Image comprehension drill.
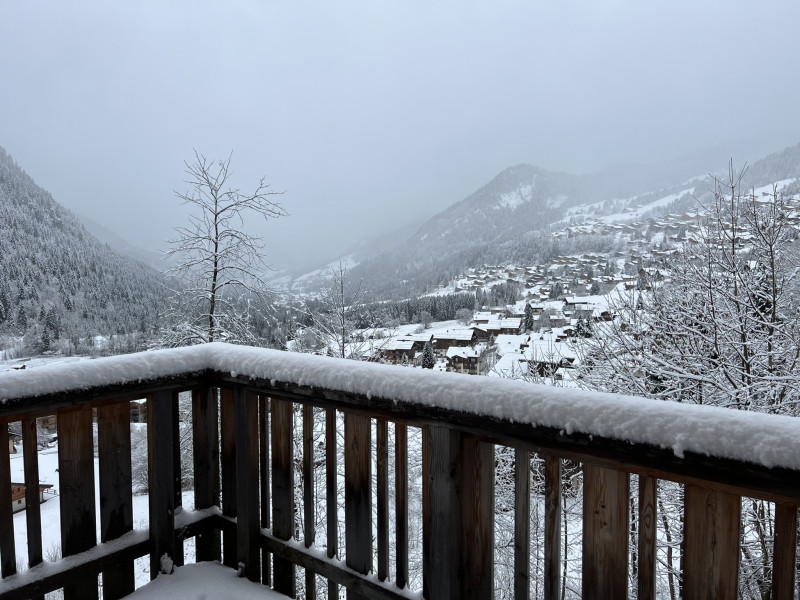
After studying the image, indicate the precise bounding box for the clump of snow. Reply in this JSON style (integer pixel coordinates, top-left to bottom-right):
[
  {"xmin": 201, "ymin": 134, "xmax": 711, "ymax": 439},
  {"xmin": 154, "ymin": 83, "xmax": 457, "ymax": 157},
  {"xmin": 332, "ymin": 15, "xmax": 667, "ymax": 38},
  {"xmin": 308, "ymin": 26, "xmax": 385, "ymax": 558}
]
[
  {"xmin": 125, "ymin": 561, "xmax": 286, "ymax": 599},
  {"xmin": 160, "ymin": 553, "xmax": 174, "ymax": 575},
  {"xmin": 3, "ymin": 343, "xmax": 800, "ymax": 471}
]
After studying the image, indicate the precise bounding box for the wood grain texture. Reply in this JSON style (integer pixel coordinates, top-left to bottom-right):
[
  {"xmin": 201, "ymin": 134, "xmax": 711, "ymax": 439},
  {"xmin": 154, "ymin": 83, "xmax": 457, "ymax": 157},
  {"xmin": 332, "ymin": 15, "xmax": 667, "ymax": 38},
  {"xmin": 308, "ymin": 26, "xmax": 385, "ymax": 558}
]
[
  {"xmin": 682, "ymin": 484, "xmax": 741, "ymax": 600},
  {"xmin": 514, "ymin": 448, "xmax": 531, "ymax": 600},
  {"xmin": 637, "ymin": 475, "xmax": 657, "ymax": 600},
  {"xmin": 192, "ymin": 386, "xmax": 220, "ymax": 562},
  {"xmin": 21, "ymin": 416, "xmax": 44, "ymax": 600},
  {"xmin": 544, "ymin": 456, "xmax": 561, "ymax": 600},
  {"xmin": 302, "ymin": 403, "xmax": 316, "ymax": 597},
  {"xmin": 376, "ymin": 418, "xmax": 389, "ymax": 582},
  {"xmin": 773, "ymin": 502, "xmax": 798, "ymax": 600},
  {"xmin": 395, "ymin": 423, "xmax": 408, "ymax": 591},
  {"xmin": 148, "ymin": 391, "xmax": 175, "ymax": 581},
  {"xmin": 98, "ymin": 401, "xmax": 134, "ymax": 599},
  {"xmin": 58, "ymin": 404, "xmax": 98, "ymax": 599},
  {"xmin": 325, "ymin": 408, "xmax": 339, "ymax": 600},
  {"xmin": 220, "ymin": 387, "xmax": 238, "ymax": 569},
  {"xmin": 236, "ymin": 388, "xmax": 261, "ymax": 582},
  {"xmin": 259, "ymin": 395, "xmax": 271, "ymax": 586},
  {"xmin": 0, "ymin": 422, "xmax": 16, "ymax": 579},
  {"xmin": 582, "ymin": 464, "xmax": 629, "ymax": 600},
  {"xmin": 345, "ymin": 412, "xmax": 372, "ymax": 600},
  {"xmin": 271, "ymin": 396, "xmax": 296, "ymax": 597}
]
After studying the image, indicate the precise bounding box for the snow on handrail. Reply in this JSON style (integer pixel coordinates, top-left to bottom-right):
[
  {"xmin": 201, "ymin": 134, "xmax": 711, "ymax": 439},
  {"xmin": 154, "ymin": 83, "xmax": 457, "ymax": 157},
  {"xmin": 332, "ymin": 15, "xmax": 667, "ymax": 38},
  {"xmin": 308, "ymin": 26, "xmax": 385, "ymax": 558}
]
[{"xmin": 2, "ymin": 342, "xmax": 800, "ymax": 470}]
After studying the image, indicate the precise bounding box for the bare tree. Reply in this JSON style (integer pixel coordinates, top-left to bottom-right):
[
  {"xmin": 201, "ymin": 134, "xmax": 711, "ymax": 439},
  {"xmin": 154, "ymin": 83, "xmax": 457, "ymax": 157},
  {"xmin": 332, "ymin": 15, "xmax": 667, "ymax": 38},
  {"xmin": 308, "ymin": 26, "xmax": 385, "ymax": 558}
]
[{"xmin": 161, "ymin": 151, "xmax": 286, "ymax": 346}]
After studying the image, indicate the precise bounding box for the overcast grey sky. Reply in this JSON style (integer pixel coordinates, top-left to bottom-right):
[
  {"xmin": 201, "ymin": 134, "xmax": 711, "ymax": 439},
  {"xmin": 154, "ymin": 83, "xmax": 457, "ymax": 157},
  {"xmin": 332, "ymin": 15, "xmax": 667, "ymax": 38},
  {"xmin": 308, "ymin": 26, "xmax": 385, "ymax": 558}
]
[{"xmin": 2, "ymin": 1, "xmax": 799, "ymax": 270}]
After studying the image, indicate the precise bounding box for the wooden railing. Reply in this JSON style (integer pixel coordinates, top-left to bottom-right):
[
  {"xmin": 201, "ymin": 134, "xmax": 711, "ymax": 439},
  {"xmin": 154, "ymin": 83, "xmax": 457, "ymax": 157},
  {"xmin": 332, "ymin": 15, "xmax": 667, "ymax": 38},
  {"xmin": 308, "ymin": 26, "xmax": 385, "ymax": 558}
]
[{"xmin": 0, "ymin": 343, "xmax": 799, "ymax": 599}]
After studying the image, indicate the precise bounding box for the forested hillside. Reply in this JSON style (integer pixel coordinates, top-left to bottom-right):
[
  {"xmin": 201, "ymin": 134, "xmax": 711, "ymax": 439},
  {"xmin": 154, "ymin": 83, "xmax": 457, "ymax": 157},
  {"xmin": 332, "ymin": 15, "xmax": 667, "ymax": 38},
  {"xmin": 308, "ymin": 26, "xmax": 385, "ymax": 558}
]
[{"xmin": 0, "ymin": 147, "xmax": 169, "ymax": 356}]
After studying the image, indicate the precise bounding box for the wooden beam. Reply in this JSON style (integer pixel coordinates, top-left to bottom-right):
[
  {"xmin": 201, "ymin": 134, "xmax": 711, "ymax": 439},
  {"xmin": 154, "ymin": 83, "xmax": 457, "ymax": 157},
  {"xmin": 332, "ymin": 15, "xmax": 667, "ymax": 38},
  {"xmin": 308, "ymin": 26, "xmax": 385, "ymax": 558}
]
[
  {"xmin": 302, "ymin": 404, "xmax": 317, "ymax": 597},
  {"xmin": 459, "ymin": 434, "xmax": 494, "ymax": 599},
  {"xmin": 345, "ymin": 412, "xmax": 372, "ymax": 600},
  {"xmin": 773, "ymin": 502, "xmax": 798, "ymax": 600},
  {"xmin": 514, "ymin": 448, "xmax": 531, "ymax": 600},
  {"xmin": 192, "ymin": 386, "xmax": 220, "ymax": 562},
  {"xmin": 682, "ymin": 484, "xmax": 740, "ymax": 600},
  {"xmin": 236, "ymin": 388, "xmax": 260, "ymax": 582},
  {"xmin": 98, "ymin": 401, "xmax": 134, "ymax": 599},
  {"xmin": 544, "ymin": 456, "xmax": 561, "ymax": 600},
  {"xmin": 325, "ymin": 408, "xmax": 338, "ymax": 599},
  {"xmin": 271, "ymin": 396, "xmax": 296, "ymax": 597},
  {"xmin": 148, "ymin": 390, "xmax": 175, "ymax": 580},
  {"xmin": 58, "ymin": 404, "xmax": 97, "ymax": 599},
  {"xmin": 376, "ymin": 418, "xmax": 389, "ymax": 582},
  {"xmin": 21, "ymin": 417, "xmax": 44, "ymax": 600},
  {"xmin": 220, "ymin": 388, "xmax": 237, "ymax": 569},
  {"xmin": 582, "ymin": 464, "xmax": 629, "ymax": 600},
  {"xmin": 637, "ymin": 476, "xmax": 657, "ymax": 600},
  {"xmin": 395, "ymin": 423, "xmax": 408, "ymax": 591},
  {"xmin": 0, "ymin": 422, "xmax": 16, "ymax": 579},
  {"xmin": 259, "ymin": 395, "xmax": 271, "ymax": 586}
]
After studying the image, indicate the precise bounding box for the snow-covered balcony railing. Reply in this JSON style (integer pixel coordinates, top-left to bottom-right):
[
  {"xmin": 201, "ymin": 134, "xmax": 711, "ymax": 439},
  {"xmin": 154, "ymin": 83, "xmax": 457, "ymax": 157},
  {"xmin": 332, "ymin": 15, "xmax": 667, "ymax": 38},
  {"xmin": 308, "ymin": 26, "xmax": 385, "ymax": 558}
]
[{"xmin": 1, "ymin": 344, "xmax": 800, "ymax": 599}]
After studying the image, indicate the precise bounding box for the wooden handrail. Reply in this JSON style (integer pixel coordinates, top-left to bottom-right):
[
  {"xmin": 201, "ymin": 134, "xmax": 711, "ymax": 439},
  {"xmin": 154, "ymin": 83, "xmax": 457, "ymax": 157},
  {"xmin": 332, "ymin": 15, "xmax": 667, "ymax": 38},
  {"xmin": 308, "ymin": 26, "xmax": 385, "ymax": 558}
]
[{"xmin": 1, "ymin": 344, "xmax": 799, "ymax": 599}]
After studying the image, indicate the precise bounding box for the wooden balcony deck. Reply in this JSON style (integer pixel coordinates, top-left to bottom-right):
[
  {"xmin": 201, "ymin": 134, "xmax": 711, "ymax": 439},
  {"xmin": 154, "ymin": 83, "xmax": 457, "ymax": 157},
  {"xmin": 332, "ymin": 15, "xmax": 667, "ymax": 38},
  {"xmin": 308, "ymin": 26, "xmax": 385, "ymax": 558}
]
[{"xmin": 0, "ymin": 342, "xmax": 799, "ymax": 599}]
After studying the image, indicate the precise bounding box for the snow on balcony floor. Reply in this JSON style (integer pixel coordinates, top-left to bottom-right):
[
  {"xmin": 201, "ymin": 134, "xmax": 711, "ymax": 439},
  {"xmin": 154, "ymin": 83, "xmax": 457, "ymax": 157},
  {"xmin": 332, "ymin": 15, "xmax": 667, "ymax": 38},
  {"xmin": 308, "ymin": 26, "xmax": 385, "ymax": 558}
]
[{"xmin": 123, "ymin": 561, "xmax": 288, "ymax": 600}]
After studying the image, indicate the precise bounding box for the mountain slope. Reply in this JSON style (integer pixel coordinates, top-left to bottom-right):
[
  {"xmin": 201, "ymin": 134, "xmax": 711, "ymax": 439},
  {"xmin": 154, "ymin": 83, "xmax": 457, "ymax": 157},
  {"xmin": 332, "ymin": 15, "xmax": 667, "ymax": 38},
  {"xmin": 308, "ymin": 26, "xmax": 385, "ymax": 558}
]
[
  {"xmin": 0, "ymin": 146, "xmax": 169, "ymax": 353},
  {"xmin": 341, "ymin": 142, "xmax": 800, "ymax": 299}
]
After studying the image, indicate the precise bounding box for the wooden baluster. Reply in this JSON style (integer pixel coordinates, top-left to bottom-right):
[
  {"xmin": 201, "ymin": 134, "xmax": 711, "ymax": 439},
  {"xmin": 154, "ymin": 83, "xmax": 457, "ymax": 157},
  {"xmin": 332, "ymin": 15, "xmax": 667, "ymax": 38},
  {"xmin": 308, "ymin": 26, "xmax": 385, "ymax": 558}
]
[
  {"xmin": 637, "ymin": 476, "xmax": 657, "ymax": 600},
  {"xmin": 236, "ymin": 388, "xmax": 260, "ymax": 582},
  {"xmin": 345, "ymin": 412, "xmax": 372, "ymax": 600},
  {"xmin": 682, "ymin": 485, "xmax": 741, "ymax": 600},
  {"xmin": 514, "ymin": 448, "xmax": 531, "ymax": 600},
  {"xmin": 302, "ymin": 404, "xmax": 316, "ymax": 598},
  {"xmin": 259, "ymin": 395, "xmax": 271, "ymax": 585},
  {"xmin": 171, "ymin": 391, "xmax": 184, "ymax": 567},
  {"xmin": 544, "ymin": 456, "xmax": 561, "ymax": 600},
  {"xmin": 98, "ymin": 401, "xmax": 134, "ymax": 599},
  {"xmin": 582, "ymin": 464, "xmax": 629, "ymax": 600},
  {"xmin": 21, "ymin": 416, "xmax": 44, "ymax": 600},
  {"xmin": 271, "ymin": 396, "xmax": 296, "ymax": 597},
  {"xmin": 460, "ymin": 433, "xmax": 494, "ymax": 599},
  {"xmin": 58, "ymin": 404, "xmax": 97, "ymax": 599},
  {"xmin": 395, "ymin": 423, "xmax": 408, "ymax": 591},
  {"xmin": 773, "ymin": 502, "xmax": 798, "ymax": 600},
  {"xmin": 220, "ymin": 388, "xmax": 237, "ymax": 568},
  {"xmin": 325, "ymin": 408, "xmax": 338, "ymax": 600},
  {"xmin": 425, "ymin": 425, "xmax": 494, "ymax": 600},
  {"xmin": 193, "ymin": 386, "xmax": 220, "ymax": 562},
  {"xmin": 0, "ymin": 421, "xmax": 16, "ymax": 579},
  {"xmin": 148, "ymin": 390, "xmax": 175, "ymax": 580},
  {"xmin": 376, "ymin": 418, "xmax": 389, "ymax": 583}
]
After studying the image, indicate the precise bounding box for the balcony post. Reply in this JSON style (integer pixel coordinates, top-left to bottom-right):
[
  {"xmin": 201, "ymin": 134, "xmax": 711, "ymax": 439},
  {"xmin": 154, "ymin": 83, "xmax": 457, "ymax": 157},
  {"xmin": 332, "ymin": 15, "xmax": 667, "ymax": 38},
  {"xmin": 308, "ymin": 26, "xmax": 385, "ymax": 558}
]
[
  {"xmin": 682, "ymin": 484, "xmax": 741, "ymax": 599},
  {"xmin": 235, "ymin": 388, "xmax": 260, "ymax": 582},
  {"xmin": 582, "ymin": 464, "xmax": 629, "ymax": 600},
  {"xmin": 148, "ymin": 390, "xmax": 176, "ymax": 580},
  {"xmin": 345, "ymin": 412, "xmax": 372, "ymax": 600},
  {"xmin": 193, "ymin": 386, "xmax": 220, "ymax": 562},
  {"xmin": 220, "ymin": 388, "xmax": 238, "ymax": 569},
  {"xmin": 98, "ymin": 401, "xmax": 135, "ymax": 599},
  {"xmin": 59, "ymin": 403, "xmax": 98, "ymax": 599},
  {"xmin": 271, "ymin": 396, "xmax": 296, "ymax": 597},
  {"xmin": 424, "ymin": 425, "xmax": 494, "ymax": 600}
]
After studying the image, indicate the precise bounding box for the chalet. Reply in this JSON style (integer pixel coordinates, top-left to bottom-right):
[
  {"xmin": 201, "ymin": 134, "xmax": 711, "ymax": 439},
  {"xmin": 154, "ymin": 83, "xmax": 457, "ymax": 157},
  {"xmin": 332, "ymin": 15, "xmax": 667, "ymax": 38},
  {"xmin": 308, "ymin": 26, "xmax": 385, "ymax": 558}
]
[
  {"xmin": 445, "ymin": 346, "xmax": 483, "ymax": 375},
  {"xmin": 431, "ymin": 329, "xmax": 478, "ymax": 356},
  {"xmin": 131, "ymin": 400, "xmax": 147, "ymax": 423},
  {"xmin": 380, "ymin": 334, "xmax": 433, "ymax": 365},
  {"xmin": 10, "ymin": 482, "xmax": 55, "ymax": 513}
]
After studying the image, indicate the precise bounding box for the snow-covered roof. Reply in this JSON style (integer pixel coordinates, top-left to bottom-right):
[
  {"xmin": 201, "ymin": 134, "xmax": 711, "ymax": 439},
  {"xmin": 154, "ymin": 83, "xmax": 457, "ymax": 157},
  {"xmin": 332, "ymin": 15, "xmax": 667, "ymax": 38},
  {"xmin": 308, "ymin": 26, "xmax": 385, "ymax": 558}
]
[
  {"xmin": 433, "ymin": 328, "xmax": 475, "ymax": 341},
  {"xmin": 2, "ymin": 343, "xmax": 800, "ymax": 470},
  {"xmin": 446, "ymin": 346, "xmax": 481, "ymax": 359}
]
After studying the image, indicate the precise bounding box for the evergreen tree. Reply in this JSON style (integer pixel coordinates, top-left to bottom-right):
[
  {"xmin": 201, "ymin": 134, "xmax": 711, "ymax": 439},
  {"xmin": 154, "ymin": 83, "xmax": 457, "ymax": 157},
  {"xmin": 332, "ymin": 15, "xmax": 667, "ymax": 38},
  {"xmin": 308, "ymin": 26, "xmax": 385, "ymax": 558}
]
[
  {"xmin": 523, "ymin": 303, "xmax": 535, "ymax": 331},
  {"xmin": 421, "ymin": 341, "xmax": 436, "ymax": 369}
]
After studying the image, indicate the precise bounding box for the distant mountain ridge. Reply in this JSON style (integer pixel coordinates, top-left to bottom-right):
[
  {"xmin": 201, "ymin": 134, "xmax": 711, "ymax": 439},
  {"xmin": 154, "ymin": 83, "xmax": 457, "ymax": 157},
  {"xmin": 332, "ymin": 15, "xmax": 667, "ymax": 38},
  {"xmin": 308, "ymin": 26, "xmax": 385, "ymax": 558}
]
[{"xmin": 283, "ymin": 141, "xmax": 800, "ymax": 300}]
